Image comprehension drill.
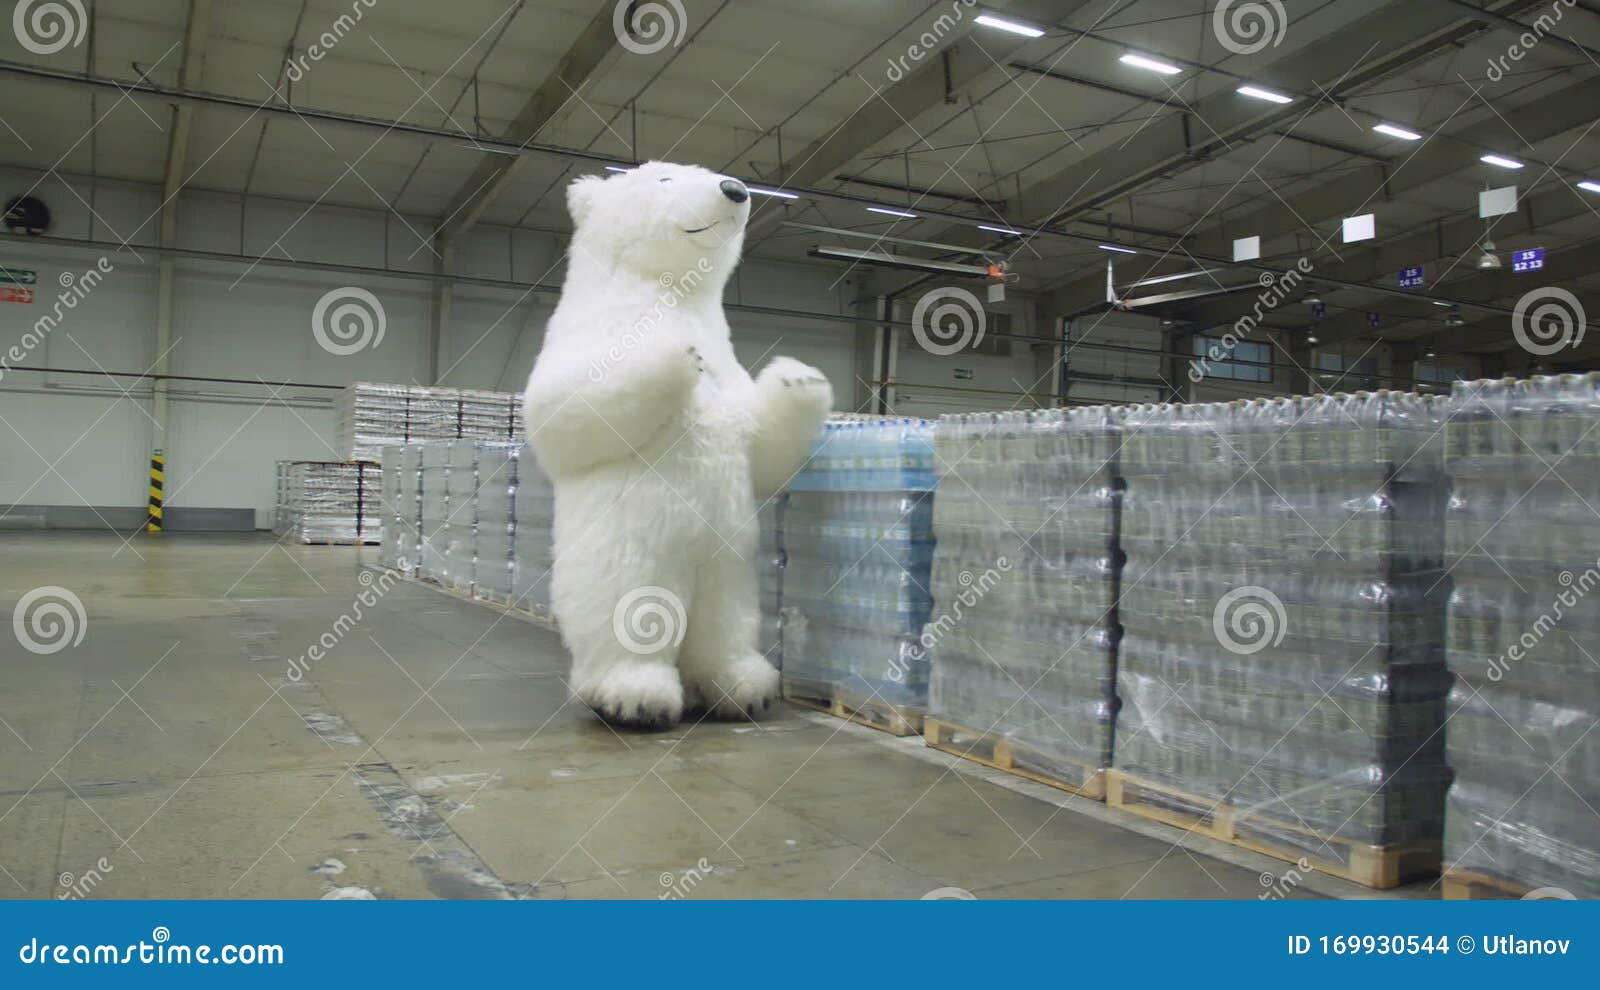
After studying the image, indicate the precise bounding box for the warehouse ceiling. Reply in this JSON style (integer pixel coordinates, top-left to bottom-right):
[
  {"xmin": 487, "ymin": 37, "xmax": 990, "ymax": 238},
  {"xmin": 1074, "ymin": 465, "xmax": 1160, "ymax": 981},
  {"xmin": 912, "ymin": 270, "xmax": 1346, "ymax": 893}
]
[{"xmin": 2, "ymin": 0, "xmax": 1599, "ymax": 365}]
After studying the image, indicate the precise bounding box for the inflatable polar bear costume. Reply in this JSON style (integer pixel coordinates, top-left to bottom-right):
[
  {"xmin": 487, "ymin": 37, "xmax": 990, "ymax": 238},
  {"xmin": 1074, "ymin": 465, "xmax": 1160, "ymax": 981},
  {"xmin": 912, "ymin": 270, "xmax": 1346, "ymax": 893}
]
[{"xmin": 523, "ymin": 161, "xmax": 833, "ymax": 729}]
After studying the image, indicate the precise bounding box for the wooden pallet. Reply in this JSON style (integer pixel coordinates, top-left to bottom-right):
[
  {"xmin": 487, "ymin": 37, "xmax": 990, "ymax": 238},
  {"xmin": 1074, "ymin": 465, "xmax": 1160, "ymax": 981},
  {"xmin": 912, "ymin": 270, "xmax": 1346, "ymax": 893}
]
[
  {"xmin": 1441, "ymin": 868, "xmax": 1573, "ymax": 900},
  {"xmin": 781, "ymin": 678, "xmax": 924, "ymax": 737},
  {"xmin": 923, "ymin": 717, "xmax": 1106, "ymax": 800},
  {"xmin": 295, "ymin": 536, "xmax": 381, "ymax": 546},
  {"xmin": 1105, "ymin": 769, "xmax": 1440, "ymax": 890}
]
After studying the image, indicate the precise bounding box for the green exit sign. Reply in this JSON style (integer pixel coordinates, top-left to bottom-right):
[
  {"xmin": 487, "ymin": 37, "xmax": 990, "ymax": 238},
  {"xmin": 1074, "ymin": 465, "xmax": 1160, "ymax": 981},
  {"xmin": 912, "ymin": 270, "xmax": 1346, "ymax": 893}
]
[
  {"xmin": 0, "ymin": 266, "xmax": 37, "ymax": 286},
  {"xmin": 953, "ymin": 368, "xmax": 974, "ymax": 380}
]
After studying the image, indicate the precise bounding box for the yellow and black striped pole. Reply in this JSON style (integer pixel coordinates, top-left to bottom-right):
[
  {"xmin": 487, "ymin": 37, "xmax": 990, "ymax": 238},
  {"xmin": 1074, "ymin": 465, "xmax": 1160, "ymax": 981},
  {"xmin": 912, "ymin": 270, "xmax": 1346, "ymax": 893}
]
[{"xmin": 146, "ymin": 450, "xmax": 164, "ymax": 533}]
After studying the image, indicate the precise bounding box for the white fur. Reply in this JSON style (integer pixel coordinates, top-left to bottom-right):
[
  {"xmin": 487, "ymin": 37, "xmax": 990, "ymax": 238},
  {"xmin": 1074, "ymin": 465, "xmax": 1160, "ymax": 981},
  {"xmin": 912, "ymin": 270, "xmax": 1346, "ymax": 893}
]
[{"xmin": 523, "ymin": 161, "xmax": 833, "ymax": 728}]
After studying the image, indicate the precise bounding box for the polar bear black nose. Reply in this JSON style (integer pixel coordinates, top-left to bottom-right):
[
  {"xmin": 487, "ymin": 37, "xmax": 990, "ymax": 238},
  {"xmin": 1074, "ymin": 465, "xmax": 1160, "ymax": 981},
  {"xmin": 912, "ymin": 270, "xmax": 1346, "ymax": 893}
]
[{"xmin": 719, "ymin": 179, "xmax": 749, "ymax": 203}]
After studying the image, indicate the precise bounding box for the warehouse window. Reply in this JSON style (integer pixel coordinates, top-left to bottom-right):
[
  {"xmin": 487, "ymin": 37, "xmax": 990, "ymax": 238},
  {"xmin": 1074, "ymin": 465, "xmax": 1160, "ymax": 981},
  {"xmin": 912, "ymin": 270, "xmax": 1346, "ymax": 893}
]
[
  {"xmin": 1191, "ymin": 334, "xmax": 1271, "ymax": 382},
  {"xmin": 1316, "ymin": 350, "xmax": 1379, "ymax": 389}
]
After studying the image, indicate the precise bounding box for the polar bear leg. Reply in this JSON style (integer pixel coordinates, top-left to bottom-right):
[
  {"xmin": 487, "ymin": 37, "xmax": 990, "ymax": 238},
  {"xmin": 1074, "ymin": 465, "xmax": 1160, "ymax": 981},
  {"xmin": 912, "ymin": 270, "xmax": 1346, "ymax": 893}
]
[
  {"xmin": 555, "ymin": 565, "xmax": 688, "ymax": 730},
  {"xmin": 677, "ymin": 551, "xmax": 780, "ymax": 719}
]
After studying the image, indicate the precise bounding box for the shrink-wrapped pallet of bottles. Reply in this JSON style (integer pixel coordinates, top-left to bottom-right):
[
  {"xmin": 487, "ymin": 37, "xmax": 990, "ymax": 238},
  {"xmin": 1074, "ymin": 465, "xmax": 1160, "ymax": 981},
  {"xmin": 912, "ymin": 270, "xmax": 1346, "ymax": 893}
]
[
  {"xmin": 780, "ymin": 419, "xmax": 936, "ymax": 732},
  {"xmin": 757, "ymin": 495, "xmax": 786, "ymax": 667},
  {"xmin": 336, "ymin": 383, "xmax": 523, "ymax": 463},
  {"xmin": 273, "ymin": 460, "xmax": 382, "ymax": 544},
  {"xmin": 1443, "ymin": 374, "xmax": 1600, "ymax": 899},
  {"xmin": 1113, "ymin": 392, "xmax": 1451, "ymax": 887},
  {"xmin": 924, "ymin": 407, "xmax": 1121, "ymax": 797}
]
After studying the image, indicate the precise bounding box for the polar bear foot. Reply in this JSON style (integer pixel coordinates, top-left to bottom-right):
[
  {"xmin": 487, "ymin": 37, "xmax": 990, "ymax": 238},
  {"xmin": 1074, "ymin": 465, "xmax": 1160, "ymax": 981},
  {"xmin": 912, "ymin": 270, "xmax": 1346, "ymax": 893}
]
[
  {"xmin": 576, "ymin": 662, "xmax": 684, "ymax": 731},
  {"xmin": 683, "ymin": 653, "xmax": 781, "ymax": 720}
]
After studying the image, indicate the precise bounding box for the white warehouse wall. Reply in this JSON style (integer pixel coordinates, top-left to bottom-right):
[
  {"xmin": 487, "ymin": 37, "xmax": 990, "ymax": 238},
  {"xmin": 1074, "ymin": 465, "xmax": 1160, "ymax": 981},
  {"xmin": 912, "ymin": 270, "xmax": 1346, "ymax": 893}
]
[{"xmin": 0, "ymin": 170, "xmax": 862, "ymax": 527}]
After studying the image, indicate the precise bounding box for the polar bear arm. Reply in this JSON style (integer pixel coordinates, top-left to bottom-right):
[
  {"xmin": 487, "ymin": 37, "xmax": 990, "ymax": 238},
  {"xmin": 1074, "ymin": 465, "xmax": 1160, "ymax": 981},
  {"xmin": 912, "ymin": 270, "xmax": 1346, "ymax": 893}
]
[
  {"xmin": 524, "ymin": 338, "xmax": 699, "ymax": 477},
  {"xmin": 749, "ymin": 356, "xmax": 833, "ymax": 500}
]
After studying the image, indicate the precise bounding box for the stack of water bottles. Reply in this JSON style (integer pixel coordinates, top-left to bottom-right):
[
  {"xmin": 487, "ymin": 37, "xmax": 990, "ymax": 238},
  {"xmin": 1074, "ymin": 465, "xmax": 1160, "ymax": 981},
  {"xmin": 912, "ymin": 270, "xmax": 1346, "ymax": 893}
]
[
  {"xmin": 1443, "ymin": 375, "xmax": 1600, "ymax": 897},
  {"xmin": 927, "ymin": 407, "xmax": 1123, "ymax": 781},
  {"xmin": 756, "ymin": 495, "xmax": 786, "ymax": 666},
  {"xmin": 1115, "ymin": 392, "xmax": 1452, "ymax": 879},
  {"xmin": 781, "ymin": 418, "xmax": 937, "ymax": 710}
]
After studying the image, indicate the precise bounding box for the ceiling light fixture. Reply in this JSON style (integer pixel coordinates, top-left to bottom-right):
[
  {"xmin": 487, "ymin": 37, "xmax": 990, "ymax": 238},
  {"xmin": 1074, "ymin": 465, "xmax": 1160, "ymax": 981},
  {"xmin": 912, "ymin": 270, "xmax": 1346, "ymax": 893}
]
[
  {"xmin": 1236, "ymin": 84, "xmax": 1293, "ymax": 104},
  {"xmin": 1119, "ymin": 52, "xmax": 1183, "ymax": 75},
  {"xmin": 604, "ymin": 165, "xmax": 632, "ymax": 173},
  {"xmin": 974, "ymin": 13, "xmax": 1045, "ymax": 38},
  {"xmin": 1579, "ymin": 180, "xmax": 1600, "ymax": 194},
  {"xmin": 748, "ymin": 186, "xmax": 798, "ymax": 200},
  {"xmin": 1372, "ymin": 123, "xmax": 1422, "ymax": 141},
  {"xmin": 1477, "ymin": 238, "xmax": 1503, "ymax": 270},
  {"xmin": 1480, "ymin": 154, "xmax": 1525, "ymax": 169},
  {"xmin": 1098, "ymin": 243, "xmax": 1138, "ymax": 254},
  {"xmin": 807, "ymin": 246, "xmax": 991, "ymax": 277},
  {"xmin": 977, "ymin": 224, "xmax": 1021, "ymax": 236},
  {"xmin": 866, "ymin": 206, "xmax": 918, "ymax": 219}
]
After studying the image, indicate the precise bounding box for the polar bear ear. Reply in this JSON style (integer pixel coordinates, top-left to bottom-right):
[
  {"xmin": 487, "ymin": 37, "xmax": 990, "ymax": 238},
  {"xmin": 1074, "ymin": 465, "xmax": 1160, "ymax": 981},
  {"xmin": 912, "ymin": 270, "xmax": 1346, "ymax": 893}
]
[{"xmin": 566, "ymin": 175, "xmax": 604, "ymax": 226}]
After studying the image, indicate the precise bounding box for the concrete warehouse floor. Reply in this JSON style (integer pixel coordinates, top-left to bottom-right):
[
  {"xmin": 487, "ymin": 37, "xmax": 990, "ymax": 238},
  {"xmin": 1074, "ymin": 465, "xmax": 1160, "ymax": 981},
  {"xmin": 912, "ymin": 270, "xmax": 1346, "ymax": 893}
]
[{"xmin": 0, "ymin": 533, "xmax": 1400, "ymax": 900}]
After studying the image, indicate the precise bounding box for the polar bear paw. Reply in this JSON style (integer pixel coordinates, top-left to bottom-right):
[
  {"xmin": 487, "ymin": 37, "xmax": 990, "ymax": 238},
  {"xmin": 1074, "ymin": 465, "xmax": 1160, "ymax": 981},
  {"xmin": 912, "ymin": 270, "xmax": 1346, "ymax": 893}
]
[
  {"xmin": 685, "ymin": 653, "xmax": 781, "ymax": 720},
  {"xmin": 577, "ymin": 662, "xmax": 684, "ymax": 731}
]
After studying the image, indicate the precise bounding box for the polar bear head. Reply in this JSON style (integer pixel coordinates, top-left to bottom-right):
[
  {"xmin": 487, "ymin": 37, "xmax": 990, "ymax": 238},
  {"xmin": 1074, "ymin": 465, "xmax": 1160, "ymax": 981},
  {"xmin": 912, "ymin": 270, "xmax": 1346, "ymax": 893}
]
[{"xmin": 565, "ymin": 161, "xmax": 751, "ymax": 283}]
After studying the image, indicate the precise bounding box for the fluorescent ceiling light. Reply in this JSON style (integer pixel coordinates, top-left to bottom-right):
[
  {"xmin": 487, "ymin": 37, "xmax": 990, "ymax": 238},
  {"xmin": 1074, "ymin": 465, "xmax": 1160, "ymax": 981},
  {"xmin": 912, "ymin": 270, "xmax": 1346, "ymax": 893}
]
[
  {"xmin": 1119, "ymin": 52, "xmax": 1183, "ymax": 75},
  {"xmin": 604, "ymin": 165, "xmax": 632, "ymax": 172},
  {"xmin": 1099, "ymin": 243, "xmax": 1138, "ymax": 254},
  {"xmin": 977, "ymin": 224, "xmax": 1021, "ymax": 236},
  {"xmin": 1480, "ymin": 154, "xmax": 1525, "ymax": 169},
  {"xmin": 1372, "ymin": 123, "xmax": 1421, "ymax": 141},
  {"xmin": 866, "ymin": 206, "xmax": 918, "ymax": 219},
  {"xmin": 974, "ymin": 14, "xmax": 1045, "ymax": 38},
  {"xmin": 1236, "ymin": 85, "xmax": 1293, "ymax": 104},
  {"xmin": 748, "ymin": 186, "xmax": 798, "ymax": 200},
  {"xmin": 808, "ymin": 246, "xmax": 990, "ymax": 277},
  {"xmin": 1579, "ymin": 180, "xmax": 1600, "ymax": 193}
]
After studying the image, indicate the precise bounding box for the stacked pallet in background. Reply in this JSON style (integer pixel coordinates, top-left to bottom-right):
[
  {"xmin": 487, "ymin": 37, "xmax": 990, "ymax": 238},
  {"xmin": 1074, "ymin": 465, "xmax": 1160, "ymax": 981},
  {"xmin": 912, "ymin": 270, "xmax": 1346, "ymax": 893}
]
[
  {"xmin": 780, "ymin": 419, "xmax": 936, "ymax": 735},
  {"xmin": 757, "ymin": 495, "xmax": 786, "ymax": 667},
  {"xmin": 924, "ymin": 407, "xmax": 1122, "ymax": 799},
  {"xmin": 336, "ymin": 383, "xmax": 523, "ymax": 463},
  {"xmin": 1442, "ymin": 375, "xmax": 1600, "ymax": 899},
  {"xmin": 377, "ymin": 440, "xmax": 556, "ymax": 623},
  {"xmin": 273, "ymin": 460, "xmax": 382, "ymax": 544},
  {"xmin": 1113, "ymin": 393, "xmax": 1452, "ymax": 888}
]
